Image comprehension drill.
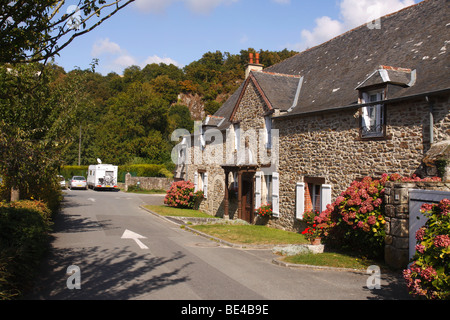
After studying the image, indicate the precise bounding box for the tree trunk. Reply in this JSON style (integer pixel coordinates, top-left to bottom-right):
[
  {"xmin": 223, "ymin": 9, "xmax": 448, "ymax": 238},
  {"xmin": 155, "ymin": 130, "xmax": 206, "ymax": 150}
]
[{"xmin": 10, "ymin": 186, "xmax": 20, "ymax": 202}]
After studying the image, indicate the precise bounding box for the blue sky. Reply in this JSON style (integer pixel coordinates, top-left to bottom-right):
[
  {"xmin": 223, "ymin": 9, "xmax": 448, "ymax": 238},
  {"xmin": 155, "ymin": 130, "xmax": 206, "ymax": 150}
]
[{"xmin": 53, "ymin": 0, "xmax": 419, "ymax": 75}]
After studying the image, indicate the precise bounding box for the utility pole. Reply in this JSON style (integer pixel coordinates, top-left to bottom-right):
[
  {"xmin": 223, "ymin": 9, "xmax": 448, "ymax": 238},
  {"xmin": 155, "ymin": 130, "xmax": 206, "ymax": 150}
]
[{"xmin": 78, "ymin": 124, "xmax": 81, "ymax": 166}]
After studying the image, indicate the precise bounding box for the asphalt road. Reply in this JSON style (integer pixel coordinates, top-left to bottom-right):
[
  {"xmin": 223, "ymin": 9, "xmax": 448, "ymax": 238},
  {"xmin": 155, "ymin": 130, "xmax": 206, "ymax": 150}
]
[{"xmin": 26, "ymin": 188, "xmax": 410, "ymax": 302}]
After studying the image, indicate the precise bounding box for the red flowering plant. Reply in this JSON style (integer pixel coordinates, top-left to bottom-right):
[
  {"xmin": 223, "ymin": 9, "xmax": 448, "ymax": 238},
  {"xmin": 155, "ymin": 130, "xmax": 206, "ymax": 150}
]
[
  {"xmin": 164, "ymin": 180, "xmax": 204, "ymax": 209},
  {"xmin": 302, "ymin": 210, "xmax": 325, "ymax": 243},
  {"xmin": 403, "ymin": 199, "xmax": 450, "ymax": 300},
  {"xmin": 256, "ymin": 203, "xmax": 272, "ymax": 218}
]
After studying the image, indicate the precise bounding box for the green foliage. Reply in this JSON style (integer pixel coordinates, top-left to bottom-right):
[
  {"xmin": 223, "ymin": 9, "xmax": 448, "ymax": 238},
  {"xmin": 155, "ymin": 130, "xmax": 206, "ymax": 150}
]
[
  {"xmin": 0, "ymin": 201, "xmax": 53, "ymax": 300},
  {"xmin": 0, "ymin": 0, "xmax": 134, "ymax": 63},
  {"xmin": 119, "ymin": 164, "xmax": 173, "ymax": 181},
  {"xmin": 403, "ymin": 199, "xmax": 450, "ymax": 300}
]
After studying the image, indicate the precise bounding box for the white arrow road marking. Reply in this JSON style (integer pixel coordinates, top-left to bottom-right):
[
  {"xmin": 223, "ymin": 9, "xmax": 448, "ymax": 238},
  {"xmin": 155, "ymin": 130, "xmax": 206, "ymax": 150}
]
[
  {"xmin": 121, "ymin": 229, "xmax": 149, "ymax": 250},
  {"xmin": 87, "ymin": 198, "xmax": 96, "ymax": 202}
]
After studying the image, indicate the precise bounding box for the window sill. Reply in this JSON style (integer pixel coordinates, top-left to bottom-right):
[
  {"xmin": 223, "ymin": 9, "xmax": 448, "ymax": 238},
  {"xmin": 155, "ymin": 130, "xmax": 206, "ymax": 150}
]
[{"xmin": 355, "ymin": 134, "xmax": 392, "ymax": 141}]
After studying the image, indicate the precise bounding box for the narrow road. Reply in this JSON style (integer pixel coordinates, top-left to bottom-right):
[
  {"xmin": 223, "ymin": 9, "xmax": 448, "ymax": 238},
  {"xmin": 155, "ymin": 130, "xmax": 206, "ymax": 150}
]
[{"xmin": 26, "ymin": 189, "xmax": 410, "ymax": 302}]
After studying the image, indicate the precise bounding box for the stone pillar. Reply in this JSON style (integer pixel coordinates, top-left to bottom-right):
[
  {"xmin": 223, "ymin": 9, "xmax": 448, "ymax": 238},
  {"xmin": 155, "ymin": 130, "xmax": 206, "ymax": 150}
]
[
  {"xmin": 125, "ymin": 172, "xmax": 131, "ymax": 192},
  {"xmin": 384, "ymin": 182, "xmax": 415, "ymax": 269}
]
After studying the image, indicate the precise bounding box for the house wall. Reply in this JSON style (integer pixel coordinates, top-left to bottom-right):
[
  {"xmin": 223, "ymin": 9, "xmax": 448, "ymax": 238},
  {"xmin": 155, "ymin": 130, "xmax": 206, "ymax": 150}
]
[
  {"xmin": 274, "ymin": 94, "xmax": 450, "ymax": 232},
  {"xmin": 186, "ymin": 80, "xmax": 273, "ymax": 219}
]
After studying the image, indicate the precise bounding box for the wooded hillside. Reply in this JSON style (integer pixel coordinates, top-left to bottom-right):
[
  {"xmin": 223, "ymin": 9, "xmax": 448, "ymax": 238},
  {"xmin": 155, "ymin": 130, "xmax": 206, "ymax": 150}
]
[{"xmin": 58, "ymin": 48, "xmax": 298, "ymax": 168}]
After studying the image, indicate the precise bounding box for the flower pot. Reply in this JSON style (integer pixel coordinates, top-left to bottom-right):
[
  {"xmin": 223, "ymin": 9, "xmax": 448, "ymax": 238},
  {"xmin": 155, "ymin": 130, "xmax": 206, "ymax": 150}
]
[{"xmin": 310, "ymin": 238, "xmax": 322, "ymax": 245}]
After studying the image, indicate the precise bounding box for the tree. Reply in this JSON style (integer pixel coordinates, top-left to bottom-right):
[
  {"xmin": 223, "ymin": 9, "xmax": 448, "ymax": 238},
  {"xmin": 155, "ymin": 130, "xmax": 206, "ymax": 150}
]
[
  {"xmin": 0, "ymin": 63, "xmax": 84, "ymax": 200},
  {"xmin": 0, "ymin": 0, "xmax": 135, "ymax": 64}
]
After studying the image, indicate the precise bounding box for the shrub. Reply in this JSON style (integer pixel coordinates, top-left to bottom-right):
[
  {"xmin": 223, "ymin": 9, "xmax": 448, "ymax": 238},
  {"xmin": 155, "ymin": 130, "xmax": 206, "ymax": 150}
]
[
  {"xmin": 315, "ymin": 174, "xmax": 441, "ymax": 259},
  {"xmin": 164, "ymin": 180, "xmax": 204, "ymax": 209},
  {"xmin": 403, "ymin": 199, "xmax": 450, "ymax": 300},
  {"xmin": 0, "ymin": 201, "xmax": 52, "ymax": 299}
]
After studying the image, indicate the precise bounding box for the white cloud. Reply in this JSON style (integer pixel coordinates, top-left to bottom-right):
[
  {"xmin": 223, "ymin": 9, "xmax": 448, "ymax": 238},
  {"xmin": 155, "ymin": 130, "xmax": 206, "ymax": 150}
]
[
  {"xmin": 91, "ymin": 38, "xmax": 122, "ymax": 56},
  {"xmin": 143, "ymin": 55, "xmax": 182, "ymax": 67},
  {"xmin": 134, "ymin": 0, "xmax": 175, "ymax": 14},
  {"xmin": 91, "ymin": 38, "xmax": 181, "ymax": 74},
  {"xmin": 293, "ymin": 0, "xmax": 416, "ymax": 51},
  {"xmin": 133, "ymin": 0, "xmax": 239, "ymax": 15},
  {"xmin": 272, "ymin": 0, "xmax": 290, "ymax": 4}
]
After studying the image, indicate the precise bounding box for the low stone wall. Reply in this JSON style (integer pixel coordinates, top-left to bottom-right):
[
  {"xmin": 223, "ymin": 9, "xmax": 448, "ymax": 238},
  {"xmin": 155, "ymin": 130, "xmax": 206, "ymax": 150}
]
[
  {"xmin": 384, "ymin": 181, "xmax": 450, "ymax": 269},
  {"xmin": 124, "ymin": 173, "xmax": 173, "ymax": 192}
]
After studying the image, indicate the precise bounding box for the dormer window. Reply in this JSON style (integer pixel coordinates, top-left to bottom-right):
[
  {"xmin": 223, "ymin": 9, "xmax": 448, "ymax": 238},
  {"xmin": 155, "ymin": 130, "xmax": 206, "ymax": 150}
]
[{"xmin": 360, "ymin": 90, "xmax": 385, "ymax": 138}]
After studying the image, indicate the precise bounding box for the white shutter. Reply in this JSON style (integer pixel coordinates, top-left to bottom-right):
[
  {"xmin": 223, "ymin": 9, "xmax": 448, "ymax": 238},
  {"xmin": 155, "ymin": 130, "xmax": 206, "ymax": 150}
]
[
  {"xmin": 272, "ymin": 172, "xmax": 280, "ymax": 217},
  {"xmin": 296, "ymin": 183, "xmax": 305, "ymax": 220},
  {"xmin": 255, "ymin": 172, "xmax": 262, "ymax": 209},
  {"xmin": 194, "ymin": 172, "xmax": 198, "ymax": 192},
  {"xmin": 203, "ymin": 172, "xmax": 208, "ymax": 199},
  {"xmin": 321, "ymin": 184, "xmax": 332, "ymax": 212}
]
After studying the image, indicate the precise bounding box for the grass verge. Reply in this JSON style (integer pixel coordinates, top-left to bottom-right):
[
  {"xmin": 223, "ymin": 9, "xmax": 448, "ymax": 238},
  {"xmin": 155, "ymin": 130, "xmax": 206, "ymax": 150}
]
[
  {"xmin": 144, "ymin": 205, "xmax": 216, "ymax": 218},
  {"xmin": 191, "ymin": 224, "xmax": 309, "ymax": 245},
  {"xmin": 283, "ymin": 251, "xmax": 381, "ymax": 270}
]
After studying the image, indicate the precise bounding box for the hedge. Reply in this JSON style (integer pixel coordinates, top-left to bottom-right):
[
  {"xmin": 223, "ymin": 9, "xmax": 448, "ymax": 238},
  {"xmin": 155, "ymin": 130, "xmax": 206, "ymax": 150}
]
[
  {"xmin": 60, "ymin": 164, "xmax": 173, "ymax": 183},
  {"xmin": 0, "ymin": 201, "xmax": 53, "ymax": 300}
]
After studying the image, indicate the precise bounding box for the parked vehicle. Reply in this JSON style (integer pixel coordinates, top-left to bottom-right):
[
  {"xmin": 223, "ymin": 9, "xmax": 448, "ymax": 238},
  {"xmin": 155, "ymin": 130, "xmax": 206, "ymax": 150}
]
[
  {"xmin": 58, "ymin": 175, "xmax": 66, "ymax": 189},
  {"xmin": 87, "ymin": 164, "xmax": 118, "ymax": 191},
  {"xmin": 69, "ymin": 176, "xmax": 87, "ymax": 190}
]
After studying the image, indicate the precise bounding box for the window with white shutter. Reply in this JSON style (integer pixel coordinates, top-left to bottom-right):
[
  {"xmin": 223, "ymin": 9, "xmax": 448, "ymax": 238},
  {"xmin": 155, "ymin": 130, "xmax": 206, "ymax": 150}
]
[
  {"xmin": 321, "ymin": 184, "xmax": 332, "ymax": 212},
  {"xmin": 255, "ymin": 172, "xmax": 262, "ymax": 209},
  {"xmin": 296, "ymin": 183, "xmax": 305, "ymax": 220},
  {"xmin": 203, "ymin": 172, "xmax": 208, "ymax": 199},
  {"xmin": 272, "ymin": 172, "xmax": 280, "ymax": 217}
]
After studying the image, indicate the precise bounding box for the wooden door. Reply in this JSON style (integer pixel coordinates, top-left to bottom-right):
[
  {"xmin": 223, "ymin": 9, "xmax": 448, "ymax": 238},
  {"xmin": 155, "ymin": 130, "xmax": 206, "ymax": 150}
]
[{"xmin": 241, "ymin": 178, "xmax": 254, "ymax": 223}]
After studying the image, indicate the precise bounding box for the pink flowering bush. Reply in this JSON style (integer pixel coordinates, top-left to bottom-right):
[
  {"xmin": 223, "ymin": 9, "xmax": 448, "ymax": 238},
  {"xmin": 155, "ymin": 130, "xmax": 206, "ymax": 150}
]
[
  {"xmin": 164, "ymin": 180, "xmax": 204, "ymax": 209},
  {"xmin": 315, "ymin": 174, "xmax": 442, "ymax": 259},
  {"xmin": 403, "ymin": 199, "xmax": 450, "ymax": 300}
]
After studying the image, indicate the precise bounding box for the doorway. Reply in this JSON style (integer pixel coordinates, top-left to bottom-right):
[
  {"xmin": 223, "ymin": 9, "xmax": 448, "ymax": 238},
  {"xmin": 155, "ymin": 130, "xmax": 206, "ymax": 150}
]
[{"xmin": 241, "ymin": 175, "xmax": 254, "ymax": 224}]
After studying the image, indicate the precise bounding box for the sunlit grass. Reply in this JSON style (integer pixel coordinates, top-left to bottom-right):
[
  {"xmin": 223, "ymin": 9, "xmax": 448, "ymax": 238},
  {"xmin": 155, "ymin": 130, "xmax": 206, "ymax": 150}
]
[{"xmin": 191, "ymin": 224, "xmax": 308, "ymax": 245}]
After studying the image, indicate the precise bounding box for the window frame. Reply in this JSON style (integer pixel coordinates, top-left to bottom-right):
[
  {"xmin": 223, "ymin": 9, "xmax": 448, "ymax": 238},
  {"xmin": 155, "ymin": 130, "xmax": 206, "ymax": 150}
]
[{"xmin": 359, "ymin": 89, "xmax": 386, "ymax": 139}]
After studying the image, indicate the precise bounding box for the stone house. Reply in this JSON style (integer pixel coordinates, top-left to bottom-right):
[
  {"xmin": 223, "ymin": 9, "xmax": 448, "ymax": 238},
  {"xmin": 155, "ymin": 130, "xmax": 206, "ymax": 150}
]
[{"xmin": 175, "ymin": 0, "xmax": 449, "ymax": 231}]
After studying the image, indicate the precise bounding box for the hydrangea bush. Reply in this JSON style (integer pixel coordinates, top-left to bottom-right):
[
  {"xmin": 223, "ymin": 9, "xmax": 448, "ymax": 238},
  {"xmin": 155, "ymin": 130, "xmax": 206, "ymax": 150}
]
[
  {"xmin": 315, "ymin": 174, "xmax": 442, "ymax": 259},
  {"xmin": 164, "ymin": 180, "xmax": 204, "ymax": 209},
  {"xmin": 403, "ymin": 199, "xmax": 450, "ymax": 300}
]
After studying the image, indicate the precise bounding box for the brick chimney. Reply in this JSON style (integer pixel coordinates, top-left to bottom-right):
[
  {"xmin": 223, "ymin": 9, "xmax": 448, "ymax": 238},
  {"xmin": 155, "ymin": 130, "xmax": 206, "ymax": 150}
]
[{"xmin": 245, "ymin": 52, "xmax": 263, "ymax": 79}]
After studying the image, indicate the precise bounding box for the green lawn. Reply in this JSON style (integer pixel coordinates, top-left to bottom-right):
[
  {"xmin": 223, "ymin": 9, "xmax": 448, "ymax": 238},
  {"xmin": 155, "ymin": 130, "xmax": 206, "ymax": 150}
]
[
  {"xmin": 191, "ymin": 224, "xmax": 309, "ymax": 245},
  {"xmin": 144, "ymin": 205, "xmax": 216, "ymax": 218}
]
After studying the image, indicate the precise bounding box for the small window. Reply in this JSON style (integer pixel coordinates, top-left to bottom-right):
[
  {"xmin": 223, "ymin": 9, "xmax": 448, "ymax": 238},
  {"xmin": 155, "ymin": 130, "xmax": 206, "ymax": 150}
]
[
  {"xmin": 361, "ymin": 91, "xmax": 385, "ymax": 138},
  {"xmin": 264, "ymin": 116, "xmax": 272, "ymax": 149},
  {"xmin": 234, "ymin": 123, "xmax": 240, "ymax": 151},
  {"xmin": 263, "ymin": 174, "xmax": 273, "ymax": 204}
]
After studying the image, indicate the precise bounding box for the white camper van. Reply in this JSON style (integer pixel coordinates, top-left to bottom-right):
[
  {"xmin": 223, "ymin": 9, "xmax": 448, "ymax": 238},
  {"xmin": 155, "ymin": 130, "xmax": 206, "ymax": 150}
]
[{"xmin": 87, "ymin": 164, "xmax": 118, "ymax": 190}]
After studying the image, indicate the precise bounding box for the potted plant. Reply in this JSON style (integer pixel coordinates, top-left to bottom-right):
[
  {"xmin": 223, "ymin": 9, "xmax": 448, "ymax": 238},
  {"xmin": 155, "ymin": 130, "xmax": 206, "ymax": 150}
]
[
  {"xmin": 302, "ymin": 210, "xmax": 324, "ymax": 245},
  {"xmin": 256, "ymin": 203, "xmax": 272, "ymax": 218}
]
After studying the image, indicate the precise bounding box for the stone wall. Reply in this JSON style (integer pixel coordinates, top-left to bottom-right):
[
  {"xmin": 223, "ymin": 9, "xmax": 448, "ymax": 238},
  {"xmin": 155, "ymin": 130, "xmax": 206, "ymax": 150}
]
[
  {"xmin": 384, "ymin": 181, "xmax": 450, "ymax": 269},
  {"xmin": 124, "ymin": 173, "xmax": 173, "ymax": 192},
  {"xmin": 274, "ymin": 95, "xmax": 449, "ymax": 232}
]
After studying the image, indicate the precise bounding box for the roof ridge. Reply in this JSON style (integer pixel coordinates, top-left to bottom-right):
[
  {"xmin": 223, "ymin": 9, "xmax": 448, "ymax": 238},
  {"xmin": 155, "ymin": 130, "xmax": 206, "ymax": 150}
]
[{"xmin": 260, "ymin": 71, "xmax": 302, "ymax": 78}]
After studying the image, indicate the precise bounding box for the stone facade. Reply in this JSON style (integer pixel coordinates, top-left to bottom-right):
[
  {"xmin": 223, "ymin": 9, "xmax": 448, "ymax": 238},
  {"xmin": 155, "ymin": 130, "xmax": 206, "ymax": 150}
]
[{"xmin": 274, "ymin": 94, "xmax": 449, "ymax": 232}]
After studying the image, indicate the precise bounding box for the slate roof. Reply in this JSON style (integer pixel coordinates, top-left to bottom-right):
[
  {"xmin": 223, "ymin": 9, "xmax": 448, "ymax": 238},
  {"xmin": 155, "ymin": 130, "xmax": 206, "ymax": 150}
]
[
  {"xmin": 207, "ymin": 71, "xmax": 302, "ymax": 130},
  {"xmin": 265, "ymin": 0, "xmax": 449, "ymax": 117},
  {"xmin": 209, "ymin": 0, "xmax": 449, "ymax": 125}
]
